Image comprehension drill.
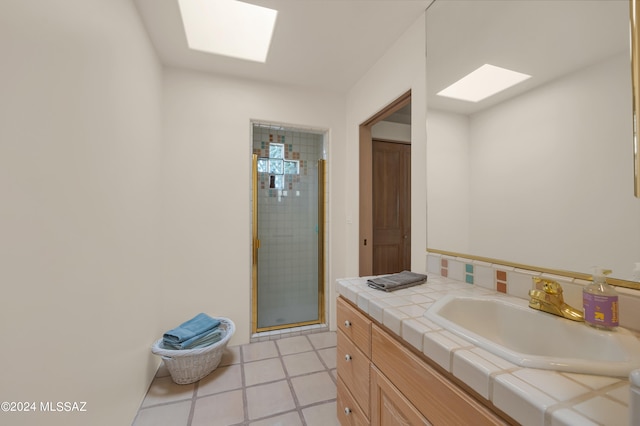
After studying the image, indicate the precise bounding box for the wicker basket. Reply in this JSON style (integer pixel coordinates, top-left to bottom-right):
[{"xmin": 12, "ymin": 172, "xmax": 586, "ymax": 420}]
[{"xmin": 151, "ymin": 317, "xmax": 235, "ymax": 385}]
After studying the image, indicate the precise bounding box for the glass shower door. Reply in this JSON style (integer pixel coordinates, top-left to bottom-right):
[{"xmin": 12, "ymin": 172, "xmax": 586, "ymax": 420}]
[{"xmin": 251, "ymin": 125, "xmax": 325, "ymax": 332}]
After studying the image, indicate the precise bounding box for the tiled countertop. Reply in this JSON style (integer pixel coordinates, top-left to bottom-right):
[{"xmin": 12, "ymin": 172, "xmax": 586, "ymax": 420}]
[{"xmin": 337, "ymin": 275, "xmax": 631, "ymax": 426}]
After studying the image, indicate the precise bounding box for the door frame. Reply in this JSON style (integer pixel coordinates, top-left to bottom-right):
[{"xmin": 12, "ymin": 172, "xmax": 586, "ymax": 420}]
[{"xmin": 359, "ymin": 90, "xmax": 411, "ymax": 276}]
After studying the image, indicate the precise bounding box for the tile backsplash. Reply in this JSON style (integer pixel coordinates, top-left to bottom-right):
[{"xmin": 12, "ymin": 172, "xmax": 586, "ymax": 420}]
[{"xmin": 426, "ymin": 251, "xmax": 640, "ymax": 332}]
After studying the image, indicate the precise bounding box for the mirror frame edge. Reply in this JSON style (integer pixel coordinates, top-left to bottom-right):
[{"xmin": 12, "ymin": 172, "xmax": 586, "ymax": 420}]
[{"xmin": 632, "ymin": 0, "xmax": 640, "ymax": 197}]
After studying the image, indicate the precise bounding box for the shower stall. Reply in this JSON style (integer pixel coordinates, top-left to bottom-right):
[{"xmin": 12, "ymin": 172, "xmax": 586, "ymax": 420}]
[{"xmin": 251, "ymin": 123, "xmax": 326, "ymax": 333}]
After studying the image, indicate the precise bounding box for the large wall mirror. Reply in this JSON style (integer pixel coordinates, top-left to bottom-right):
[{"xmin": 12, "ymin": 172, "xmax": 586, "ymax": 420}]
[{"xmin": 426, "ymin": 0, "xmax": 640, "ymax": 285}]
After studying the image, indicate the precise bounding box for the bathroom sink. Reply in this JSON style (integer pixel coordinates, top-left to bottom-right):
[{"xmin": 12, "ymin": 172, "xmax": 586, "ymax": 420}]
[{"xmin": 424, "ymin": 295, "xmax": 640, "ymax": 377}]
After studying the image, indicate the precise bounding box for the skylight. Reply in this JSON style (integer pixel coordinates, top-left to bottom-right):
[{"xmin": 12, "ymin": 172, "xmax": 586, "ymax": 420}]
[
  {"xmin": 437, "ymin": 64, "xmax": 531, "ymax": 103},
  {"xmin": 178, "ymin": 0, "xmax": 278, "ymax": 63}
]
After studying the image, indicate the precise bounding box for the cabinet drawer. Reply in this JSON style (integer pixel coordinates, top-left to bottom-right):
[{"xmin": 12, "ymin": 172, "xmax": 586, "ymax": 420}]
[
  {"xmin": 337, "ymin": 329, "xmax": 370, "ymax": 417},
  {"xmin": 337, "ymin": 376, "xmax": 370, "ymax": 426},
  {"xmin": 337, "ymin": 297, "xmax": 371, "ymax": 357},
  {"xmin": 371, "ymin": 325, "xmax": 507, "ymax": 426}
]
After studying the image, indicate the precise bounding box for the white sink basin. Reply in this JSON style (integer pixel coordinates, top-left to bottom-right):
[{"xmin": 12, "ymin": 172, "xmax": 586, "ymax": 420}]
[{"xmin": 424, "ymin": 295, "xmax": 640, "ymax": 377}]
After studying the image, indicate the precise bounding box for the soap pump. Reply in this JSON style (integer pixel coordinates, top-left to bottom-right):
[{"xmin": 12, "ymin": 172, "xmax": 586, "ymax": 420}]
[{"xmin": 582, "ymin": 267, "xmax": 619, "ymax": 330}]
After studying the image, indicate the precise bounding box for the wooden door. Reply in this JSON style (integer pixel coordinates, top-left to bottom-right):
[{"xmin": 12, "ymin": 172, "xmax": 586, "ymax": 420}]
[
  {"xmin": 370, "ymin": 365, "xmax": 431, "ymax": 426},
  {"xmin": 372, "ymin": 140, "xmax": 410, "ymax": 275}
]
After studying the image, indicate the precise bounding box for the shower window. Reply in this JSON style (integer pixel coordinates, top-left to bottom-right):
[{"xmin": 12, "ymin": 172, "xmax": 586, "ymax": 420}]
[
  {"xmin": 284, "ymin": 160, "xmax": 299, "ymax": 174},
  {"xmin": 269, "ymin": 158, "xmax": 284, "ymax": 174},
  {"xmin": 269, "ymin": 142, "xmax": 284, "ymax": 159},
  {"xmin": 257, "ymin": 142, "xmax": 301, "ymax": 190},
  {"xmin": 257, "ymin": 158, "xmax": 269, "ymax": 173}
]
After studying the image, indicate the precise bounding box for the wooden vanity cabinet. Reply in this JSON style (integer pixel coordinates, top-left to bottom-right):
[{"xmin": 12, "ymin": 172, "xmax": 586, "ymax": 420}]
[{"xmin": 337, "ymin": 296, "xmax": 508, "ymax": 426}]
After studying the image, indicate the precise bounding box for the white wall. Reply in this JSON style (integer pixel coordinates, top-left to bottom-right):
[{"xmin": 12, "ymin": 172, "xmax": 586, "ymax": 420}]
[
  {"xmin": 425, "ymin": 110, "xmax": 470, "ymax": 251},
  {"xmin": 346, "ymin": 13, "xmax": 428, "ymax": 275},
  {"xmin": 161, "ymin": 69, "xmax": 347, "ymax": 343},
  {"xmin": 0, "ymin": 1, "xmax": 164, "ymax": 425}
]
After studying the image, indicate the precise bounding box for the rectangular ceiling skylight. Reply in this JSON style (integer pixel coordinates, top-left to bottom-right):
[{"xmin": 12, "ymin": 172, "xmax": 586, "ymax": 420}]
[
  {"xmin": 437, "ymin": 64, "xmax": 531, "ymax": 102},
  {"xmin": 178, "ymin": 0, "xmax": 278, "ymax": 63}
]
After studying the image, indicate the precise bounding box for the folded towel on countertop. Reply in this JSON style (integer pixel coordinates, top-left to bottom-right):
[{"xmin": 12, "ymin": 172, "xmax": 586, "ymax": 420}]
[
  {"xmin": 163, "ymin": 328, "xmax": 223, "ymax": 350},
  {"xmin": 163, "ymin": 313, "xmax": 221, "ymax": 346},
  {"xmin": 367, "ymin": 271, "xmax": 427, "ymax": 292}
]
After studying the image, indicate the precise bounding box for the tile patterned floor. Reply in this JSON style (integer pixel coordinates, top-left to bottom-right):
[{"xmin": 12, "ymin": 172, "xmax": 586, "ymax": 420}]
[{"xmin": 133, "ymin": 332, "xmax": 338, "ymax": 426}]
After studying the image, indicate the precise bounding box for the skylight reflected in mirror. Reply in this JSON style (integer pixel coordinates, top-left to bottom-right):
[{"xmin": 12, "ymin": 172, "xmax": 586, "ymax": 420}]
[
  {"xmin": 437, "ymin": 64, "xmax": 531, "ymax": 103},
  {"xmin": 178, "ymin": 0, "xmax": 278, "ymax": 63}
]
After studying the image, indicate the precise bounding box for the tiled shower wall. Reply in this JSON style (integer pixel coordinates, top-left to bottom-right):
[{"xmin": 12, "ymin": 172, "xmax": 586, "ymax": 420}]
[
  {"xmin": 427, "ymin": 251, "xmax": 640, "ymax": 332},
  {"xmin": 253, "ymin": 125, "xmax": 324, "ymax": 328}
]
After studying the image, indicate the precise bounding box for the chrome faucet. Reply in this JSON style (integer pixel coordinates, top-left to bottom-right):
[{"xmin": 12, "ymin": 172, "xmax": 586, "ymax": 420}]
[{"xmin": 528, "ymin": 277, "xmax": 584, "ymax": 322}]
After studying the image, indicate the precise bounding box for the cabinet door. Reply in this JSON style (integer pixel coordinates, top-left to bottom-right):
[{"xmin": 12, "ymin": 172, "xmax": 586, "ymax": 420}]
[{"xmin": 371, "ymin": 365, "xmax": 430, "ymax": 426}]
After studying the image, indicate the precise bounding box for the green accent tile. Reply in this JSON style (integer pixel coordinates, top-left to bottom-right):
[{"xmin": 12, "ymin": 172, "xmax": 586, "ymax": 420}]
[
  {"xmin": 465, "ymin": 274, "xmax": 474, "ymax": 284},
  {"xmin": 465, "ymin": 264, "xmax": 473, "ymax": 273}
]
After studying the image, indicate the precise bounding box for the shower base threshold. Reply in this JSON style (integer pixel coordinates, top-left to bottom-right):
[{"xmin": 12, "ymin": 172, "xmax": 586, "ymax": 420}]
[{"xmin": 250, "ymin": 323, "xmax": 328, "ymax": 343}]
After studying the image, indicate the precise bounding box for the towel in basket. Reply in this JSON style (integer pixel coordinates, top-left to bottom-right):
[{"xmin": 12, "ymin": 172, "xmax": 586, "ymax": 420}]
[{"xmin": 152, "ymin": 317, "xmax": 235, "ymax": 384}]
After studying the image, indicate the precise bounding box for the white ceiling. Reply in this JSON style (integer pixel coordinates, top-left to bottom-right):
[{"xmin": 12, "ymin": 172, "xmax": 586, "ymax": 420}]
[{"xmin": 133, "ymin": 0, "xmax": 432, "ymax": 93}]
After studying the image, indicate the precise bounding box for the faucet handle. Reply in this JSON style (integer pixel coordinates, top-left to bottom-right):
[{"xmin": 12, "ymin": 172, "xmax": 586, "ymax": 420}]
[{"xmin": 532, "ymin": 277, "xmax": 563, "ymax": 295}]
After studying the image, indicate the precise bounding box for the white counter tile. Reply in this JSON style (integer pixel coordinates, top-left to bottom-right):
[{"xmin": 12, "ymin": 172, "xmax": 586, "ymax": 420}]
[
  {"xmin": 452, "ymin": 349, "xmax": 504, "ymax": 399},
  {"xmin": 447, "ymin": 258, "xmax": 465, "ymax": 281},
  {"xmin": 400, "ymin": 293, "xmax": 435, "ymax": 305},
  {"xmin": 423, "ymin": 330, "xmax": 472, "ymax": 371},
  {"xmin": 426, "ymin": 253, "xmax": 441, "ymax": 274},
  {"xmin": 607, "ymin": 382, "xmax": 630, "ymax": 405},
  {"xmin": 512, "ymin": 369, "xmax": 591, "ymax": 401},
  {"xmin": 573, "ymin": 396, "xmax": 627, "ymax": 426},
  {"xmin": 356, "ymin": 290, "xmax": 372, "ymax": 313},
  {"xmin": 367, "ymin": 298, "xmax": 390, "ymax": 323},
  {"xmin": 397, "ymin": 303, "xmax": 431, "ymax": 318},
  {"xmin": 401, "ymin": 317, "xmax": 435, "ymax": 351},
  {"xmin": 473, "ymin": 263, "xmax": 495, "ymax": 289},
  {"xmin": 382, "ymin": 307, "xmax": 409, "ymax": 335},
  {"xmin": 493, "ymin": 373, "xmax": 557, "ymax": 426},
  {"xmin": 550, "ymin": 408, "xmax": 599, "ymax": 426},
  {"xmin": 507, "ymin": 269, "xmax": 538, "ymax": 299},
  {"xmin": 469, "ymin": 347, "xmax": 518, "ymax": 371},
  {"xmin": 562, "ymin": 372, "xmax": 621, "ymax": 390}
]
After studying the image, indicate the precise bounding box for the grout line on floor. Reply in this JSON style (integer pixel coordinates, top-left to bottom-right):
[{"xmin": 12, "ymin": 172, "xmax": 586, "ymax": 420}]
[
  {"xmin": 239, "ymin": 342, "xmax": 249, "ymax": 425},
  {"xmin": 135, "ymin": 331, "xmax": 337, "ymax": 426},
  {"xmin": 276, "ymin": 335, "xmax": 307, "ymax": 425},
  {"xmin": 185, "ymin": 381, "xmax": 198, "ymax": 426}
]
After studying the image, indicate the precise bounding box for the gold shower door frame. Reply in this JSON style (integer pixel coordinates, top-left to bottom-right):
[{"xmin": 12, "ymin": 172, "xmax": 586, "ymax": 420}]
[{"xmin": 251, "ymin": 155, "xmax": 326, "ymax": 334}]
